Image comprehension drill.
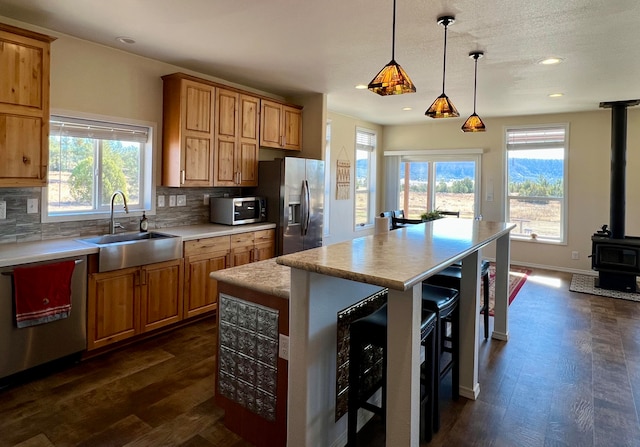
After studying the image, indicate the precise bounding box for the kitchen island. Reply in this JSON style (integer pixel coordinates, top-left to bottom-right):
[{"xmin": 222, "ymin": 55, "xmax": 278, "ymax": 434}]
[
  {"xmin": 277, "ymin": 218, "xmax": 515, "ymax": 447},
  {"xmin": 209, "ymin": 258, "xmax": 290, "ymax": 447}
]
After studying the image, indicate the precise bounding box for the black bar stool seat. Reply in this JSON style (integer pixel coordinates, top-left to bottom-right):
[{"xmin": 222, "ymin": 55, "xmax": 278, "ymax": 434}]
[
  {"xmin": 425, "ymin": 259, "xmax": 491, "ymax": 339},
  {"xmin": 420, "ymin": 283, "xmax": 460, "ymax": 432},
  {"xmin": 347, "ymin": 302, "xmax": 437, "ymax": 446}
]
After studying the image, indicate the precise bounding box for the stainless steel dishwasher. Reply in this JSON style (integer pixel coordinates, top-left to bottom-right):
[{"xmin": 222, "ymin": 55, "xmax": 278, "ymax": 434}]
[{"xmin": 0, "ymin": 255, "xmax": 87, "ymax": 381}]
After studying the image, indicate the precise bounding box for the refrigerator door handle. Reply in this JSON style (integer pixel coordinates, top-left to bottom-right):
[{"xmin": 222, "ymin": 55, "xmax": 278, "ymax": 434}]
[{"xmin": 301, "ymin": 180, "xmax": 310, "ymax": 236}]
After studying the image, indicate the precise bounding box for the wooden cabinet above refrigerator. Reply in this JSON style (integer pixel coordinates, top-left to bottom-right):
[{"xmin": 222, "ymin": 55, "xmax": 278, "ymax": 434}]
[{"xmin": 161, "ymin": 72, "xmax": 303, "ymax": 187}]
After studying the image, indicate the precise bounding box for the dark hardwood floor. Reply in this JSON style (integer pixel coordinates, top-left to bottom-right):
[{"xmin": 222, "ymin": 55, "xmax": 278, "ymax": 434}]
[{"xmin": 1, "ymin": 268, "xmax": 640, "ymax": 446}]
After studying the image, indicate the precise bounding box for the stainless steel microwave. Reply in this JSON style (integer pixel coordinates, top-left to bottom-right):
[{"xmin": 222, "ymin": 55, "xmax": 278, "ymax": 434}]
[{"xmin": 210, "ymin": 197, "xmax": 267, "ymax": 225}]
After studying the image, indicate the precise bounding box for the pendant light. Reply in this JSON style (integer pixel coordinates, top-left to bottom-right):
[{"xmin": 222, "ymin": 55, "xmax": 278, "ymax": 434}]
[
  {"xmin": 425, "ymin": 16, "xmax": 459, "ymax": 118},
  {"xmin": 462, "ymin": 51, "xmax": 487, "ymax": 132},
  {"xmin": 368, "ymin": 0, "xmax": 416, "ymax": 96}
]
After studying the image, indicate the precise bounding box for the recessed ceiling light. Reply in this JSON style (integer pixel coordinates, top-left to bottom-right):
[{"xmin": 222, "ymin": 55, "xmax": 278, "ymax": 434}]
[
  {"xmin": 355, "ymin": 84, "xmax": 368, "ymax": 90},
  {"xmin": 402, "ymin": 107, "xmax": 413, "ymax": 111},
  {"xmin": 116, "ymin": 36, "xmax": 136, "ymax": 44},
  {"xmin": 548, "ymin": 93, "xmax": 564, "ymax": 98},
  {"xmin": 538, "ymin": 57, "xmax": 563, "ymax": 65}
]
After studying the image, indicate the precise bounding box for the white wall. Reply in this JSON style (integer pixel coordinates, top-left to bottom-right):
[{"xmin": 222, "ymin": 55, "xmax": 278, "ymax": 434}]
[
  {"xmin": 325, "ymin": 112, "xmax": 383, "ymax": 245},
  {"xmin": 383, "ymin": 109, "xmax": 640, "ymax": 272}
]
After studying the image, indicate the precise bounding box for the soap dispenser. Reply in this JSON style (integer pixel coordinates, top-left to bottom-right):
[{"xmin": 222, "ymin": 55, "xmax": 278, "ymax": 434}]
[{"xmin": 140, "ymin": 211, "xmax": 148, "ymax": 232}]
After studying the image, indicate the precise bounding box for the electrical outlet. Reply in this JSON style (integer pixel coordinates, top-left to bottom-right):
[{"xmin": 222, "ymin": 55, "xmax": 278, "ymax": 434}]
[
  {"xmin": 157, "ymin": 195, "xmax": 165, "ymax": 207},
  {"xmin": 571, "ymin": 251, "xmax": 580, "ymax": 260},
  {"xmin": 177, "ymin": 194, "xmax": 187, "ymax": 206},
  {"xmin": 0, "ymin": 201, "xmax": 5, "ymax": 220},
  {"xmin": 27, "ymin": 198, "xmax": 38, "ymax": 214},
  {"xmin": 203, "ymin": 194, "xmax": 210, "ymax": 205},
  {"xmin": 169, "ymin": 195, "xmax": 176, "ymax": 207},
  {"xmin": 279, "ymin": 334, "xmax": 289, "ymax": 360}
]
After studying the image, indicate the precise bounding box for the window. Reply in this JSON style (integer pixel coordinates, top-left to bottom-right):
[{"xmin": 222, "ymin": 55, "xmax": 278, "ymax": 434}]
[
  {"xmin": 396, "ymin": 153, "xmax": 481, "ymax": 219},
  {"xmin": 506, "ymin": 125, "xmax": 568, "ymax": 243},
  {"xmin": 355, "ymin": 128, "xmax": 377, "ymax": 228},
  {"xmin": 44, "ymin": 113, "xmax": 155, "ymax": 222}
]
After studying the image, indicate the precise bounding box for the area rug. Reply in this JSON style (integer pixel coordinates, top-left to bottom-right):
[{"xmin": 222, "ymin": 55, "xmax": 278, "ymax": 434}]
[
  {"xmin": 569, "ymin": 274, "xmax": 640, "ymax": 303},
  {"xmin": 483, "ymin": 264, "xmax": 531, "ymax": 315}
]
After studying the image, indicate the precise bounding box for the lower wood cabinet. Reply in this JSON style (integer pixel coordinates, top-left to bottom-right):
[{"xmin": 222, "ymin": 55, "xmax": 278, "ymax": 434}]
[
  {"xmin": 86, "ymin": 229, "xmax": 275, "ymax": 351},
  {"xmin": 87, "ymin": 266, "xmax": 139, "ymax": 350},
  {"xmin": 140, "ymin": 259, "xmax": 184, "ymax": 332},
  {"xmin": 87, "ymin": 259, "xmax": 184, "ymax": 350},
  {"xmin": 184, "ymin": 229, "xmax": 276, "ymax": 319},
  {"xmin": 254, "ymin": 229, "xmax": 275, "ymax": 261},
  {"xmin": 184, "ymin": 235, "xmax": 231, "ymax": 319}
]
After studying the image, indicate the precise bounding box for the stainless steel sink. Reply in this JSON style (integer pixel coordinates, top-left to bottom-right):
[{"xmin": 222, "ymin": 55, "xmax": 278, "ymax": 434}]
[{"xmin": 78, "ymin": 231, "xmax": 183, "ymax": 272}]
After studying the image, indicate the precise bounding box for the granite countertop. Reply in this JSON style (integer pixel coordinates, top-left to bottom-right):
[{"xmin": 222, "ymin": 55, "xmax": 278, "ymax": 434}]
[
  {"xmin": 277, "ymin": 219, "xmax": 516, "ymax": 291},
  {"xmin": 0, "ymin": 222, "xmax": 276, "ymax": 268},
  {"xmin": 210, "ymin": 258, "xmax": 290, "ymax": 299}
]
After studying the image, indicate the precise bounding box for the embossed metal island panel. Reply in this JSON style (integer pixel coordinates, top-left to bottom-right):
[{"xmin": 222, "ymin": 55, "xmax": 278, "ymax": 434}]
[
  {"xmin": 335, "ymin": 288, "xmax": 388, "ymax": 420},
  {"xmin": 218, "ymin": 293, "xmax": 279, "ymax": 421}
]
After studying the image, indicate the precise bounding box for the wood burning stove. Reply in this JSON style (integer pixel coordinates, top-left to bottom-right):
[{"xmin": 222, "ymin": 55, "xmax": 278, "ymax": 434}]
[
  {"xmin": 592, "ymin": 229, "xmax": 640, "ymax": 292},
  {"xmin": 591, "ymin": 100, "xmax": 640, "ymax": 293}
]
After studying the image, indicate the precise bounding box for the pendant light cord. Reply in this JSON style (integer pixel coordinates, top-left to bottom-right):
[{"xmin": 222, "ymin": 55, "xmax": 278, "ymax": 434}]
[
  {"xmin": 473, "ymin": 55, "xmax": 478, "ymax": 113},
  {"xmin": 441, "ymin": 21, "xmax": 448, "ymax": 93},
  {"xmin": 391, "ymin": 0, "xmax": 396, "ymax": 61}
]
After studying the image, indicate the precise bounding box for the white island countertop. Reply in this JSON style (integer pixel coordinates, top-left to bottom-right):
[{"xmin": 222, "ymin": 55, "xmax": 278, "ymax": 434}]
[{"xmin": 276, "ymin": 218, "xmax": 515, "ymax": 290}]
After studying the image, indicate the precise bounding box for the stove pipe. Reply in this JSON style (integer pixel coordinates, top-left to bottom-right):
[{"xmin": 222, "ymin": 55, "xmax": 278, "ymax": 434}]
[{"xmin": 599, "ymin": 99, "xmax": 640, "ymax": 239}]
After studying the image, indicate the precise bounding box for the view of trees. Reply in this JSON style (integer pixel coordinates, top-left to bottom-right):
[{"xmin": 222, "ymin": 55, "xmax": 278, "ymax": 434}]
[{"xmin": 49, "ymin": 137, "xmax": 141, "ymax": 208}]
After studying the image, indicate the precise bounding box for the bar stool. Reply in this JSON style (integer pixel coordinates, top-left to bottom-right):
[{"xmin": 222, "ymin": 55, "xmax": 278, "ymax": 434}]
[
  {"xmin": 347, "ymin": 302, "xmax": 438, "ymax": 446},
  {"xmin": 420, "ymin": 283, "xmax": 460, "ymax": 433},
  {"xmin": 424, "ymin": 259, "xmax": 491, "ymax": 339}
]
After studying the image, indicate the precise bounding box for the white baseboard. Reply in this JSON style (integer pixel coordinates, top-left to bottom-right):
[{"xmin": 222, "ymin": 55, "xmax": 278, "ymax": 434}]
[{"xmin": 484, "ymin": 257, "xmax": 596, "ymax": 276}]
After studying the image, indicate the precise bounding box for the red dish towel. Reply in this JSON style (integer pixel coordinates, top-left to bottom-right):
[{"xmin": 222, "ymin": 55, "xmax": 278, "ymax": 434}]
[{"xmin": 13, "ymin": 260, "xmax": 76, "ymax": 328}]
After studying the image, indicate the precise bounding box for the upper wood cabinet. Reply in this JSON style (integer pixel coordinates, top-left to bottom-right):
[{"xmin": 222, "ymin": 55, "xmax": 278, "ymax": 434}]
[
  {"xmin": 0, "ymin": 23, "xmax": 55, "ymax": 187},
  {"xmin": 214, "ymin": 88, "xmax": 259, "ymax": 187},
  {"xmin": 162, "ymin": 73, "xmax": 216, "ymax": 187},
  {"xmin": 162, "ymin": 73, "xmax": 304, "ymax": 186},
  {"xmin": 260, "ymin": 99, "xmax": 302, "ymax": 151}
]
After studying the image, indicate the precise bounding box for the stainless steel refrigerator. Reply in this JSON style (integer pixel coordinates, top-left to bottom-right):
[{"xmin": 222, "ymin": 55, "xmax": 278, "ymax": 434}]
[{"xmin": 255, "ymin": 157, "xmax": 324, "ymax": 255}]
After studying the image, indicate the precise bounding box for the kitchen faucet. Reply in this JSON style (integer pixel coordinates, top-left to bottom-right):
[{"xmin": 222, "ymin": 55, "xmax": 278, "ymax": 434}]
[{"xmin": 109, "ymin": 190, "xmax": 129, "ymax": 234}]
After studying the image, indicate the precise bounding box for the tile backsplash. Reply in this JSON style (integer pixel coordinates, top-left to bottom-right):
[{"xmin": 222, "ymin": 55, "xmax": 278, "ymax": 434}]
[{"xmin": 0, "ymin": 186, "xmax": 246, "ymax": 244}]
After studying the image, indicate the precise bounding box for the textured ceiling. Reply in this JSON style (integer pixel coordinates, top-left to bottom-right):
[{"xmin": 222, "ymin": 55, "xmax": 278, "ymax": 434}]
[{"xmin": 1, "ymin": 0, "xmax": 639, "ymax": 125}]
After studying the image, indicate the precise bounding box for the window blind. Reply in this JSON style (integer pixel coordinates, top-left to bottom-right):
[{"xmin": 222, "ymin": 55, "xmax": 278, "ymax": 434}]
[
  {"xmin": 356, "ymin": 129, "xmax": 376, "ymax": 152},
  {"xmin": 50, "ymin": 115, "xmax": 149, "ymax": 143},
  {"xmin": 506, "ymin": 127, "xmax": 565, "ymax": 150}
]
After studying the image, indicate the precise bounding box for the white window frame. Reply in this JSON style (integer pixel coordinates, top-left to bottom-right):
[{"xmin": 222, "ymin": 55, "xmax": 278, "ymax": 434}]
[
  {"xmin": 505, "ymin": 123, "xmax": 568, "ymax": 244},
  {"xmin": 42, "ymin": 110, "xmax": 156, "ymax": 223},
  {"xmin": 324, "ymin": 119, "xmax": 331, "ymax": 238},
  {"xmin": 354, "ymin": 127, "xmax": 377, "ymax": 230},
  {"xmin": 383, "ymin": 149, "xmax": 483, "ymax": 219}
]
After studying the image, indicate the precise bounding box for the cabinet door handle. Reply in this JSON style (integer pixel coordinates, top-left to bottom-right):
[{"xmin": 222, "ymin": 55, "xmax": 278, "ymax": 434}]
[
  {"xmin": 22, "ymin": 156, "xmax": 30, "ymax": 164},
  {"xmin": 181, "ymin": 170, "xmax": 186, "ymax": 185}
]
